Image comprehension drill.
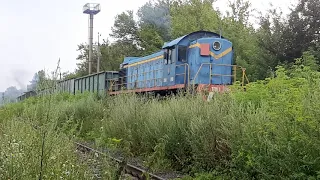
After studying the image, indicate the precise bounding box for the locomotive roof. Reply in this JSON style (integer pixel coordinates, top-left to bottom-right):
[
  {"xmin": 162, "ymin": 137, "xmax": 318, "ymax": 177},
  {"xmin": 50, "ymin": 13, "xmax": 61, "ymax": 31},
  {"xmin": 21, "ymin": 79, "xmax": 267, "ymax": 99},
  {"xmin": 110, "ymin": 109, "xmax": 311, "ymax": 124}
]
[
  {"xmin": 162, "ymin": 30, "xmax": 224, "ymax": 49},
  {"xmin": 122, "ymin": 30, "xmax": 225, "ymax": 65}
]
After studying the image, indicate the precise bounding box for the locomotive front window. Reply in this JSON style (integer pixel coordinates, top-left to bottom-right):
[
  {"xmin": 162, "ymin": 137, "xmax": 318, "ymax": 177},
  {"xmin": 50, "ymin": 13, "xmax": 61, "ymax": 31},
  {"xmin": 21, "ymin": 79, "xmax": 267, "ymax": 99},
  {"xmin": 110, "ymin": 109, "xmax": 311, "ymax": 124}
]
[
  {"xmin": 178, "ymin": 46, "xmax": 187, "ymax": 62},
  {"xmin": 213, "ymin": 41, "xmax": 221, "ymax": 51}
]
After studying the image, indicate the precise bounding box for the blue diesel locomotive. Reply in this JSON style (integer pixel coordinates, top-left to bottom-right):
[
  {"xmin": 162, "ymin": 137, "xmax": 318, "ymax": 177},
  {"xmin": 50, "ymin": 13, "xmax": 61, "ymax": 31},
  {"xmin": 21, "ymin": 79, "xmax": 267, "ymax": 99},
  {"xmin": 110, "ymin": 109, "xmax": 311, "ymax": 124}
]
[
  {"xmin": 107, "ymin": 30, "xmax": 246, "ymax": 95},
  {"xmin": 16, "ymin": 30, "xmax": 248, "ymax": 101}
]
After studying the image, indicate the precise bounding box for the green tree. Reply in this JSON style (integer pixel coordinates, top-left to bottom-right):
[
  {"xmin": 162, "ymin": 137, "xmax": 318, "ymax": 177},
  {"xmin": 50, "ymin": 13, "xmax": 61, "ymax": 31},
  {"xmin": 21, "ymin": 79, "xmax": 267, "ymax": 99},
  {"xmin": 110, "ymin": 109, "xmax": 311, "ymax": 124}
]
[
  {"xmin": 110, "ymin": 10, "xmax": 139, "ymax": 44},
  {"xmin": 288, "ymin": 0, "xmax": 320, "ymax": 60},
  {"xmin": 75, "ymin": 43, "xmax": 95, "ymax": 76},
  {"xmin": 256, "ymin": 0, "xmax": 320, "ymax": 69},
  {"xmin": 256, "ymin": 7, "xmax": 286, "ymax": 69},
  {"xmin": 227, "ymin": 0, "xmax": 252, "ymax": 25},
  {"xmin": 170, "ymin": 0, "xmax": 221, "ymax": 38},
  {"xmin": 221, "ymin": 0, "xmax": 268, "ymax": 80},
  {"xmin": 72, "ymin": 0, "xmax": 320, "ymax": 82},
  {"xmin": 100, "ymin": 39, "xmax": 140, "ymax": 70},
  {"xmin": 137, "ymin": 25, "xmax": 165, "ymax": 55}
]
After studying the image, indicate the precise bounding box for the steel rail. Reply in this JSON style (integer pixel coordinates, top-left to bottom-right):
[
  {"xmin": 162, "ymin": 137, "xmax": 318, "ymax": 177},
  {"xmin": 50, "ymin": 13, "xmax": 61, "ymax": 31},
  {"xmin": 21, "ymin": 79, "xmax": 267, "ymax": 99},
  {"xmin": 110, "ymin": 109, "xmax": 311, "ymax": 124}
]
[{"xmin": 75, "ymin": 142, "xmax": 167, "ymax": 180}]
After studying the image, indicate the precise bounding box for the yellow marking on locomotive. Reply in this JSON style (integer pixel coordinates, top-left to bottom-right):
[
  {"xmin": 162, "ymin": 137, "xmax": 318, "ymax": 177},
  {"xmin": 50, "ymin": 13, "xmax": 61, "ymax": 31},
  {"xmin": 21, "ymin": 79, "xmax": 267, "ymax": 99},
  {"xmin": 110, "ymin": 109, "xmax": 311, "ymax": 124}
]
[
  {"xmin": 210, "ymin": 47, "xmax": 232, "ymax": 59},
  {"xmin": 189, "ymin": 43, "xmax": 232, "ymax": 59},
  {"xmin": 188, "ymin": 43, "xmax": 199, "ymax": 48},
  {"xmin": 123, "ymin": 42, "xmax": 232, "ymax": 68},
  {"xmin": 123, "ymin": 55, "xmax": 163, "ymax": 68}
]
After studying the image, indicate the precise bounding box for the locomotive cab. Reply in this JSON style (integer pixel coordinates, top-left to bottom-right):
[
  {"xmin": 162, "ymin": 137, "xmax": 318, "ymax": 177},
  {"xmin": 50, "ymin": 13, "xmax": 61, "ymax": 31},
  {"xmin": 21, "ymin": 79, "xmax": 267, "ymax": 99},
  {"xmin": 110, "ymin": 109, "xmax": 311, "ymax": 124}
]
[
  {"xmin": 162, "ymin": 44, "xmax": 189, "ymax": 87},
  {"xmin": 162, "ymin": 46, "xmax": 177, "ymax": 87},
  {"xmin": 187, "ymin": 37, "xmax": 233, "ymax": 86},
  {"xmin": 162, "ymin": 31, "xmax": 234, "ymax": 91}
]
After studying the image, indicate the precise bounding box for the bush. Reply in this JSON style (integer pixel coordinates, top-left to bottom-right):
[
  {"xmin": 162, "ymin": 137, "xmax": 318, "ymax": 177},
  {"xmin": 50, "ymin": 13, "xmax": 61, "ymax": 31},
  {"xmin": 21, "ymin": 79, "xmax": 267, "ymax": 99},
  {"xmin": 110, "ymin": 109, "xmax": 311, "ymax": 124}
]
[
  {"xmin": 97, "ymin": 66, "xmax": 320, "ymax": 178},
  {"xmin": 5, "ymin": 65, "xmax": 320, "ymax": 179}
]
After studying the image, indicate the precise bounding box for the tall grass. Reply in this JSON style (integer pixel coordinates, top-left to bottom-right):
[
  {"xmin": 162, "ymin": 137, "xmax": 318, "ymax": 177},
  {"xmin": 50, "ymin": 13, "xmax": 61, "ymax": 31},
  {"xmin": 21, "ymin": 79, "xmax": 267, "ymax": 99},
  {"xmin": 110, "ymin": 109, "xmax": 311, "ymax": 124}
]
[
  {"xmin": 0, "ymin": 100, "xmax": 97, "ymax": 179},
  {"xmin": 44, "ymin": 85, "xmax": 320, "ymax": 179},
  {"xmin": 101, "ymin": 67, "xmax": 320, "ymax": 178},
  {"xmin": 0, "ymin": 89, "xmax": 116, "ymax": 179},
  {"xmin": 4, "ymin": 65, "xmax": 320, "ymax": 179}
]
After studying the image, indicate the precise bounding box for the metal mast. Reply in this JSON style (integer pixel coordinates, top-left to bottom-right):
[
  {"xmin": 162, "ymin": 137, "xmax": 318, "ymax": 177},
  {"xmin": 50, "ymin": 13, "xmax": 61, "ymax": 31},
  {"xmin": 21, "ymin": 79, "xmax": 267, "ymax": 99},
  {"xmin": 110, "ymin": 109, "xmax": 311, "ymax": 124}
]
[
  {"xmin": 97, "ymin": 32, "xmax": 101, "ymax": 73},
  {"xmin": 83, "ymin": 3, "xmax": 101, "ymax": 75}
]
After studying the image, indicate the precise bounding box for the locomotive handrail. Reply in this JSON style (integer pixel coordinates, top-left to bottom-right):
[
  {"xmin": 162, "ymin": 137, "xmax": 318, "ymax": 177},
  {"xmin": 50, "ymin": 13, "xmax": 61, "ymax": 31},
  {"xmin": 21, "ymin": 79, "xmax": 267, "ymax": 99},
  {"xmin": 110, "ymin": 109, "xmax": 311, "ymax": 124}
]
[
  {"xmin": 106, "ymin": 67, "xmax": 165, "ymax": 91},
  {"xmin": 192, "ymin": 63, "xmax": 249, "ymax": 89},
  {"xmin": 106, "ymin": 63, "xmax": 249, "ymax": 93},
  {"xmin": 106, "ymin": 64, "xmax": 191, "ymax": 92},
  {"xmin": 175, "ymin": 63, "xmax": 190, "ymax": 87},
  {"xmin": 108, "ymin": 77, "xmax": 163, "ymax": 91}
]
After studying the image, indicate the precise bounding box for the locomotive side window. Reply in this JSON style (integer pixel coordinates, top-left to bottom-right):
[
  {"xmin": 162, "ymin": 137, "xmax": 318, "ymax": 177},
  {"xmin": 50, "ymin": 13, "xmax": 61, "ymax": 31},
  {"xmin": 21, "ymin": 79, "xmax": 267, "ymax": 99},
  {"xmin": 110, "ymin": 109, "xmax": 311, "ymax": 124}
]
[
  {"xmin": 164, "ymin": 48, "xmax": 176, "ymax": 64},
  {"xmin": 164, "ymin": 49, "xmax": 168, "ymax": 64},
  {"xmin": 168, "ymin": 49, "xmax": 172, "ymax": 64},
  {"xmin": 178, "ymin": 46, "xmax": 187, "ymax": 62},
  {"xmin": 171, "ymin": 47, "xmax": 176, "ymax": 64}
]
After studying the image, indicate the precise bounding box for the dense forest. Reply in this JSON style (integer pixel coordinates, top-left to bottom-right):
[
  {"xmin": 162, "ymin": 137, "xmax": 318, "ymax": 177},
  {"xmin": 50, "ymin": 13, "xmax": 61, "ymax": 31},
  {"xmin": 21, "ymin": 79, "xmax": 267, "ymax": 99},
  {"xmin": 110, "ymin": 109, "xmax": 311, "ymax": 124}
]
[{"xmin": 65, "ymin": 0, "xmax": 320, "ymax": 82}]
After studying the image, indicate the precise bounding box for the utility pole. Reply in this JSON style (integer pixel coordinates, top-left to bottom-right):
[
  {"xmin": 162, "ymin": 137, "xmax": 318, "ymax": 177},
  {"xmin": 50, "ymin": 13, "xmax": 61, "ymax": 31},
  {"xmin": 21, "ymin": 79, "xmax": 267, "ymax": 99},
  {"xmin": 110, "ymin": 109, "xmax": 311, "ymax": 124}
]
[
  {"xmin": 53, "ymin": 59, "xmax": 61, "ymax": 92},
  {"xmin": 83, "ymin": 3, "xmax": 100, "ymax": 75},
  {"xmin": 97, "ymin": 32, "xmax": 101, "ymax": 73},
  {"xmin": 88, "ymin": 14, "xmax": 93, "ymax": 74},
  {"xmin": 57, "ymin": 58, "xmax": 61, "ymax": 80}
]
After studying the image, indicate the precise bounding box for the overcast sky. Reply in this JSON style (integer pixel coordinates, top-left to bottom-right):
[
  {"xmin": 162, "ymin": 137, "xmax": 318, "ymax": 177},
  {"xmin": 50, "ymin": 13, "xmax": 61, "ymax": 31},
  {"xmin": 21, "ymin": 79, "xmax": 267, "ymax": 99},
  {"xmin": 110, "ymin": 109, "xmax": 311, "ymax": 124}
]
[{"xmin": 0, "ymin": 0, "xmax": 296, "ymax": 92}]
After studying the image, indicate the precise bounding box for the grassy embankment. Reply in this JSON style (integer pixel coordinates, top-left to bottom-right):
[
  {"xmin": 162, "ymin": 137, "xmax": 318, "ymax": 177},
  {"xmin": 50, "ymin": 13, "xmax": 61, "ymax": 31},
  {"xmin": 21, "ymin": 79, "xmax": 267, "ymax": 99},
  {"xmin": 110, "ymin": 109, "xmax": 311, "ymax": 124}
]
[
  {"xmin": 0, "ymin": 92, "xmax": 118, "ymax": 179},
  {"xmin": 1, "ymin": 65, "xmax": 320, "ymax": 179}
]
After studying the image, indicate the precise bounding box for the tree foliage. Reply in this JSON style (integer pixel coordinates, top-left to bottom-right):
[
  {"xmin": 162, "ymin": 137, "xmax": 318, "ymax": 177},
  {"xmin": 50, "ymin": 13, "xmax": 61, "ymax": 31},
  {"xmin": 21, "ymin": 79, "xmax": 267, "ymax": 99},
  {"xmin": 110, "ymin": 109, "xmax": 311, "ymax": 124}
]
[
  {"xmin": 170, "ymin": 0, "xmax": 221, "ymax": 38},
  {"xmin": 110, "ymin": 10, "xmax": 139, "ymax": 44},
  {"xmin": 257, "ymin": 0, "xmax": 320, "ymax": 68},
  {"xmin": 69, "ymin": 0, "xmax": 320, "ymax": 82}
]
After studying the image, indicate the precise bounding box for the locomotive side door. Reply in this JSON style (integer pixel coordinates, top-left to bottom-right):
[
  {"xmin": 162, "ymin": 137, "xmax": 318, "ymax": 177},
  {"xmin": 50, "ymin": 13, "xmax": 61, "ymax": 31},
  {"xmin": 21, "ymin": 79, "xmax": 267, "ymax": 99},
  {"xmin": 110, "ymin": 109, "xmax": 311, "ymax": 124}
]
[
  {"xmin": 162, "ymin": 47, "xmax": 176, "ymax": 87},
  {"xmin": 176, "ymin": 45, "xmax": 188, "ymax": 86},
  {"xmin": 187, "ymin": 44, "xmax": 198, "ymax": 84}
]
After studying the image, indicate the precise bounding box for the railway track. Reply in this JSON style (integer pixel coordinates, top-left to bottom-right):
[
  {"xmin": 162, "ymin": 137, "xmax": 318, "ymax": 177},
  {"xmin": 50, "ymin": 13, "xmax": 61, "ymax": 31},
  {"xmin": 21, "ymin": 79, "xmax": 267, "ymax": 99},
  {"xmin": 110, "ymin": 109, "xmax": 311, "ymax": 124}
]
[{"xmin": 75, "ymin": 142, "xmax": 167, "ymax": 180}]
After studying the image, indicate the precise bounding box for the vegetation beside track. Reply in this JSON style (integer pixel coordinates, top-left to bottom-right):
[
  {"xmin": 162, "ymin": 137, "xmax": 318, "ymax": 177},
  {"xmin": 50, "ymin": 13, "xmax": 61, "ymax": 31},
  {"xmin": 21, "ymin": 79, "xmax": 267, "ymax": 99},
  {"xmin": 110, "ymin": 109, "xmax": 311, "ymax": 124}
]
[
  {"xmin": 1, "ymin": 64, "xmax": 320, "ymax": 179},
  {"xmin": 0, "ymin": 95, "xmax": 117, "ymax": 179}
]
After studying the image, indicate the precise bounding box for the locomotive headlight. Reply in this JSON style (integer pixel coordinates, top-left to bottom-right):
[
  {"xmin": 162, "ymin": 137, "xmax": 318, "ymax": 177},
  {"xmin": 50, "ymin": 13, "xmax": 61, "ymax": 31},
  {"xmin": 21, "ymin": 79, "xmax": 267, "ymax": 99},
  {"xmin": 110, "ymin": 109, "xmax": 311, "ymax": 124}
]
[{"xmin": 213, "ymin": 41, "xmax": 221, "ymax": 51}]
